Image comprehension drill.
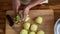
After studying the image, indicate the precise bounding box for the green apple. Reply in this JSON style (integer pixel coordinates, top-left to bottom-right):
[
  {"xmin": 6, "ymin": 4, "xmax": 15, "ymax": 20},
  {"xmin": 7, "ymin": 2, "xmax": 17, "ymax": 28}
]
[
  {"xmin": 14, "ymin": 14, "xmax": 22, "ymax": 24},
  {"xmin": 20, "ymin": 29, "xmax": 28, "ymax": 34},
  {"xmin": 37, "ymin": 30, "xmax": 45, "ymax": 34},
  {"xmin": 29, "ymin": 32, "xmax": 35, "ymax": 34},
  {"xmin": 16, "ymin": 14, "xmax": 22, "ymax": 21},
  {"xmin": 30, "ymin": 24, "xmax": 38, "ymax": 31},
  {"xmin": 25, "ymin": 15, "xmax": 30, "ymax": 22},
  {"xmin": 24, "ymin": 22, "xmax": 30, "ymax": 30},
  {"xmin": 35, "ymin": 17, "xmax": 43, "ymax": 24}
]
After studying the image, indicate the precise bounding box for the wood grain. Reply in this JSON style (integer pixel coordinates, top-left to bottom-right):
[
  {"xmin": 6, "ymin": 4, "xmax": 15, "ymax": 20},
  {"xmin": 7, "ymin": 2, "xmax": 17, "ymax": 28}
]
[
  {"xmin": 0, "ymin": 10, "xmax": 6, "ymax": 34},
  {"xmin": 54, "ymin": 10, "xmax": 60, "ymax": 22},
  {"xmin": 6, "ymin": 10, "xmax": 54, "ymax": 34},
  {"xmin": 0, "ymin": 0, "xmax": 60, "ymax": 10}
]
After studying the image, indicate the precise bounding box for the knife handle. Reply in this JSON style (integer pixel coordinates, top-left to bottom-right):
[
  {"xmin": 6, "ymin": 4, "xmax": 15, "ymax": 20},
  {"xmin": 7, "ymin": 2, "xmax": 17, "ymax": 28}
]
[{"xmin": 6, "ymin": 15, "xmax": 14, "ymax": 26}]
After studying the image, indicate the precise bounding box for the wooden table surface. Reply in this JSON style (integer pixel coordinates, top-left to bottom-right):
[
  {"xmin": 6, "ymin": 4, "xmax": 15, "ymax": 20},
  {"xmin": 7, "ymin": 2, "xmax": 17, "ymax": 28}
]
[
  {"xmin": 0, "ymin": 10, "xmax": 5, "ymax": 34},
  {"xmin": 0, "ymin": 0, "xmax": 60, "ymax": 10},
  {"xmin": 0, "ymin": 9, "xmax": 60, "ymax": 34},
  {"xmin": 0, "ymin": 0, "xmax": 60, "ymax": 33},
  {"xmin": 6, "ymin": 10, "xmax": 54, "ymax": 34}
]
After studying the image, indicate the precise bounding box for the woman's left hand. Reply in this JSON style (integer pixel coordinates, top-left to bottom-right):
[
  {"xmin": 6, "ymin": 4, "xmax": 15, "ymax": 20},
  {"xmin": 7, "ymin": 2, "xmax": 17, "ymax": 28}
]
[{"xmin": 22, "ymin": 7, "xmax": 29, "ymax": 21}]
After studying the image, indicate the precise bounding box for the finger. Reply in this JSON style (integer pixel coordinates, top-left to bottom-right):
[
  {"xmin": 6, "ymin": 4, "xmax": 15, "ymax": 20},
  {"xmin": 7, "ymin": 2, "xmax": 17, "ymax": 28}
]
[
  {"xmin": 22, "ymin": 14, "xmax": 27, "ymax": 22},
  {"xmin": 22, "ymin": 12, "xmax": 28, "ymax": 22}
]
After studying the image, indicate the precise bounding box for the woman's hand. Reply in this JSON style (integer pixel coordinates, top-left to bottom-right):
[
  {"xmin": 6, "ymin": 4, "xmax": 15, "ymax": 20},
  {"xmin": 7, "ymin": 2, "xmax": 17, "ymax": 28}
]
[
  {"xmin": 22, "ymin": 0, "xmax": 45, "ymax": 22},
  {"xmin": 13, "ymin": 0, "xmax": 21, "ymax": 16},
  {"xmin": 22, "ymin": 8, "xmax": 29, "ymax": 21}
]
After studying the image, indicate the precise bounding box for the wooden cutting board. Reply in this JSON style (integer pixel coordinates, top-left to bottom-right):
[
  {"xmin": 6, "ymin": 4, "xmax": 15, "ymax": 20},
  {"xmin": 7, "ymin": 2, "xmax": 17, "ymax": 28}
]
[{"xmin": 6, "ymin": 10, "xmax": 54, "ymax": 34}]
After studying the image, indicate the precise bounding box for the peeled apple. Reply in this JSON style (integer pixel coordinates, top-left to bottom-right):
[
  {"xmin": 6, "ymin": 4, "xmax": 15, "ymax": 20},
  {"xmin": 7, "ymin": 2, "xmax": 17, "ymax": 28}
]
[
  {"xmin": 29, "ymin": 32, "xmax": 35, "ymax": 34},
  {"xmin": 14, "ymin": 14, "xmax": 22, "ymax": 24},
  {"xmin": 24, "ymin": 22, "xmax": 30, "ymax": 30},
  {"xmin": 16, "ymin": 14, "xmax": 22, "ymax": 21},
  {"xmin": 25, "ymin": 15, "xmax": 30, "ymax": 22},
  {"xmin": 37, "ymin": 30, "xmax": 45, "ymax": 34},
  {"xmin": 35, "ymin": 17, "xmax": 43, "ymax": 24},
  {"xmin": 20, "ymin": 29, "xmax": 28, "ymax": 34},
  {"xmin": 30, "ymin": 24, "xmax": 38, "ymax": 31}
]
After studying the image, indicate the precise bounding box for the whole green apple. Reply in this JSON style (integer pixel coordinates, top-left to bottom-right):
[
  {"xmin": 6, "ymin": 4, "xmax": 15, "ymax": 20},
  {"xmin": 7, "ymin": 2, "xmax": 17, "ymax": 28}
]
[
  {"xmin": 20, "ymin": 29, "xmax": 28, "ymax": 34},
  {"xmin": 35, "ymin": 17, "xmax": 43, "ymax": 24},
  {"xmin": 24, "ymin": 22, "xmax": 30, "ymax": 30},
  {"xmin": 29, "ymin": 32, "xmax": 35, "ymax": 34},
  {"xmin": 30, "ymin": 24, "xmax": 38, "ymax": 31},
  {"xmin": 37, "ymin": 30, "xmax": 45, "ymax": 34}
]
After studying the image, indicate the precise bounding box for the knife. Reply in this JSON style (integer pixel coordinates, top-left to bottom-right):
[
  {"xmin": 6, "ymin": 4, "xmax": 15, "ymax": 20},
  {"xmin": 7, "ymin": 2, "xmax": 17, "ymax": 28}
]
[
  {"xmin": 6, "ymin": 15, "xmax": 19, "ymax": 32},
  {"xmin": 6, "ymin": 15, "xmax": 14, "ymax": 27}
]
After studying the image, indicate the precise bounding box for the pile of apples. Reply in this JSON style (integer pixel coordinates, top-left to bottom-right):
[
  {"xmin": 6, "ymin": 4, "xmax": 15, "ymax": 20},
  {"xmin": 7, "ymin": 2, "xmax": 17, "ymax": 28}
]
[{"xmin": 14, "ymin": 14, "xmax": 45, "ymax": 34}]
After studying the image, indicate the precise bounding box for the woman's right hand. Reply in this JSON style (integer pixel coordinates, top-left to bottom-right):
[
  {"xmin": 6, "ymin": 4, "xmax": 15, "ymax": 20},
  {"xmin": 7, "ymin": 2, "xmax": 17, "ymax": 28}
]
[{"xmin": 12, "ymin": 0, "xmax": 21, "ymax": 16}]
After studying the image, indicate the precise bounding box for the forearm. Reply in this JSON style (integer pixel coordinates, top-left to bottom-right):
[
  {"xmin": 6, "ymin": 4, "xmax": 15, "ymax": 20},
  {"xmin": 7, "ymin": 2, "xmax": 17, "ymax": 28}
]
[
  {"xmin": 26, "ymin": 0, "xmax": 44, "ymax": 9},
  {"xmin": 23, "ymin": 0, "xmax": 44, "ymax": 16},
  {"xmin": 13, "ymin": 0, "xmax": 20, "ymax": 14},
  {"xmin": 22, "ymin": 0, "xmax": 44, "ymax": 21}
]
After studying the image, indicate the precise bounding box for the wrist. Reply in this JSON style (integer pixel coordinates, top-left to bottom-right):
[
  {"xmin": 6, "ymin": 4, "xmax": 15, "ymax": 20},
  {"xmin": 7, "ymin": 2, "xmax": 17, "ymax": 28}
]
[{"xmin": 25, "ymin": 7, "xmax": 30, "ymax": 10}]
